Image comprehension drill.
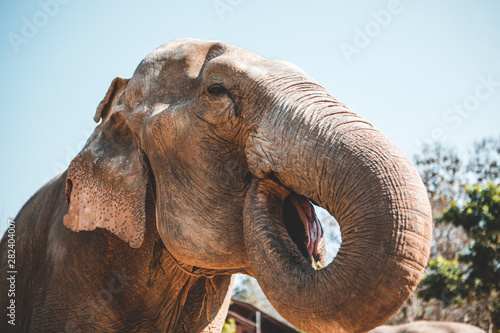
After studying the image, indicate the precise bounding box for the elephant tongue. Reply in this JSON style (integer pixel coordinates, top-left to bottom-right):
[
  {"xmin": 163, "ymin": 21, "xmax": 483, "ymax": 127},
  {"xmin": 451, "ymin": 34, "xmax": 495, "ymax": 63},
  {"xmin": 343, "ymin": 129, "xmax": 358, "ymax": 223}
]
[{"xmin": 289, "ymin": 195, "xmax": 323, "ymax": 258}]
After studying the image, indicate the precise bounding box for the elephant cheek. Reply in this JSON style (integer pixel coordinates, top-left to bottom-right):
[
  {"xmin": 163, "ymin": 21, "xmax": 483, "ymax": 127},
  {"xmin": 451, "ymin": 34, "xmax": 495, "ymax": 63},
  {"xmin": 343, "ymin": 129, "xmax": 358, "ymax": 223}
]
[{"xmin": 154, "ymin": 191, "xmax": 250, "ymax": 271}]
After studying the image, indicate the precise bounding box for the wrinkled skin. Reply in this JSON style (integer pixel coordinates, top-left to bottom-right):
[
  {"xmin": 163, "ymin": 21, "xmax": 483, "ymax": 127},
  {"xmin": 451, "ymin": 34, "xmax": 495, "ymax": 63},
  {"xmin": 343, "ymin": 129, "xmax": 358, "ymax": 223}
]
[
  {"xmin": 369, "ymin": 321, "xmax": 486, "ymax": 333},
  {"xmin": 0, "ymin": 38, "xmax": 432, "ymax": 332}
]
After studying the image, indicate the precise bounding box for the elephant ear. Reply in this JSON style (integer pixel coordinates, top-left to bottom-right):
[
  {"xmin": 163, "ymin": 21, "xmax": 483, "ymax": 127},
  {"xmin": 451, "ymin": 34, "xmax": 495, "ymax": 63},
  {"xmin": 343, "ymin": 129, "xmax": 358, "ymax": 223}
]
[{"xmin": 63, "ymin": 77, "xmax": 149, "ymax": 248}]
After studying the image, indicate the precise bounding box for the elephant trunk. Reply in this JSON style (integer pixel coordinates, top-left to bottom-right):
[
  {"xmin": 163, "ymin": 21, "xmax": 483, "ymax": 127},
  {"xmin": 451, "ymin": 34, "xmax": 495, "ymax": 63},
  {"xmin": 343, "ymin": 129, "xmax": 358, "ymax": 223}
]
[{"xmin": 243, "ymin": 80, "xmax": 432, "ymax": 332}]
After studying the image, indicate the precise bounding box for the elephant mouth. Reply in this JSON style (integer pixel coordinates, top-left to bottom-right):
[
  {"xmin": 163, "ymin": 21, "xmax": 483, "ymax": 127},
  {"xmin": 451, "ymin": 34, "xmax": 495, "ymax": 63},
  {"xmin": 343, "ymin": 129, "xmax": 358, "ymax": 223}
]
[{"xmin": 282, "ymin": 192, "xmax": 326, "ymax": 269}]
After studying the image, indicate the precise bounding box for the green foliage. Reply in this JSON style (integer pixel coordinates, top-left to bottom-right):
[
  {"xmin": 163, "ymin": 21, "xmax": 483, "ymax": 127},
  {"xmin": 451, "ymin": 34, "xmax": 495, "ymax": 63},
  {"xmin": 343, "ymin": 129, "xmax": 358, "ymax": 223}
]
[
  {"xmin": 438, "ymin": 182, "xmax": 500, "ymax": 331},
  {"xmin": 439, "ymin": 183, "xmax": 500, "ymax": 298},
  {"xmin": 221, "ymin": 317, "xmax": 237, "ymax": 333},
  {"xmin": 418, "ymin": 256, "xmax": 465, "ymax": 306}
]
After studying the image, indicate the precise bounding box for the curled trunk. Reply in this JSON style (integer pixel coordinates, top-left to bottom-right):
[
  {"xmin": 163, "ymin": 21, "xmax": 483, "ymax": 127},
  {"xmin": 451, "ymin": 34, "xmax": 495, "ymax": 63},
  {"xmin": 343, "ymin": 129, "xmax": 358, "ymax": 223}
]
[{"xmin": 243, "ymin": 95, "xmax": 433, "ymax": 332}]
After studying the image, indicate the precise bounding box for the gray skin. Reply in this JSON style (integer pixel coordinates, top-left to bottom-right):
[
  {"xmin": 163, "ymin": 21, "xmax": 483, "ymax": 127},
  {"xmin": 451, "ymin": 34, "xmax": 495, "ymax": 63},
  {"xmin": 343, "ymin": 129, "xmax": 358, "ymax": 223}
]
[
  {"xmin": 369, "ymin": 321, "xmax": 486, "ymax": 333},
  {"xmin": 0, "ymin": 38, "xmax": 433, "ymax": 332}
]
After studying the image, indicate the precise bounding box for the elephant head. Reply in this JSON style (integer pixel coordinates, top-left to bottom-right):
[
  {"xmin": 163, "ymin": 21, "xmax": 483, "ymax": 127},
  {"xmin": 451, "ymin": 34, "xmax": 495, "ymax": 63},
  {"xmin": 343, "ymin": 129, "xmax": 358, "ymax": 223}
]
[{"xmin": 63, "ymin": 38, "xmax": 432, "ymax": 332}]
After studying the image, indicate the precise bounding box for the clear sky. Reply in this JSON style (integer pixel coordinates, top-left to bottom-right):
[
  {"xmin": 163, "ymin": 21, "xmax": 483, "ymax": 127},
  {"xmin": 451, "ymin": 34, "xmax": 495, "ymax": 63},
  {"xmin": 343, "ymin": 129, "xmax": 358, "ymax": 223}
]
[{"xmin": 1, "ymin": 0, "xmax": 499, "ymax": 234}]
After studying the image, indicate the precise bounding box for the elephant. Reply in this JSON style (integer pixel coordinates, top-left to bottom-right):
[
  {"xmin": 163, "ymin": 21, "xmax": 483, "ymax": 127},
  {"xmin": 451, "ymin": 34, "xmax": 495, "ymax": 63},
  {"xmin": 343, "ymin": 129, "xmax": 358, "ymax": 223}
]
[
  {"xmin": 0, "ymin": 38, "xmax": 433, "ymax": 332},
  {"xmin": 369, "ymin": 321, "xmax": 486, "ymax": 333}
]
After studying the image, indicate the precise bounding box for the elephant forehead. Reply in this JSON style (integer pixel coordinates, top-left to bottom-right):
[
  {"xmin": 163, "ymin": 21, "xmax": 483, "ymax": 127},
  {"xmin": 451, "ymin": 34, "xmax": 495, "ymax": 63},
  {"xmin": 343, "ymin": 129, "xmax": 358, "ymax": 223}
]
[
  {"xmin": 139, "ymin": 38, "xmax": 228, "ymax": 79},
  {"xmin": 124, "ymin": 39, "xmax": 228, "ymax": 105},
  {"xmin": 137, "ymin": 38, "xmax": 267, "ymax": 82}
]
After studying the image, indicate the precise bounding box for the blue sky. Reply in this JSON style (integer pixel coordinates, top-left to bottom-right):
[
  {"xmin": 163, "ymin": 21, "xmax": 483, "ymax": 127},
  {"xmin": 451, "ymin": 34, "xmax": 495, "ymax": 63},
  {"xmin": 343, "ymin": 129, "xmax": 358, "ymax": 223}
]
[{"xmin": 1, "ymin": 0, "xmax": 499, "ymax": 233}]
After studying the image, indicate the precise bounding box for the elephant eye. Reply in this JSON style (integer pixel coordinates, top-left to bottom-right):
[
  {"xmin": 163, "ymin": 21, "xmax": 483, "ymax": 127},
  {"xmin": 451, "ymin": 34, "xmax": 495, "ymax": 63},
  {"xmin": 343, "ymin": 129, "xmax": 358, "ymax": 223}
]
[{"xmin": 207, "ymin": 84, "xmax": 227, "ymax": 96}]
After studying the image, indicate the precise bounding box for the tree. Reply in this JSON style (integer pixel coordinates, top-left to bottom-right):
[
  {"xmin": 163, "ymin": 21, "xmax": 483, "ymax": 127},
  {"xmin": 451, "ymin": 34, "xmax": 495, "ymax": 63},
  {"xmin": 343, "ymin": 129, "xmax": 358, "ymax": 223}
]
[
  {"xmin": 418, "ymin": 256, "xmax": 465, "ymax": 308},
  {"xmin": 467, "ymin": 137, "xmax": 500, "ymax": 185},
  {"xmin": 222, "ymin": 317, "xmax": 237, "ymax": 333},
  {"xmin": 414, "ymin": 143, "xmax": 465, "ymax": 214},
  {"xmin": 417, "ymin": 256, "xmax": 467, "ymax": 322},
  {"xmin": 413, "ymin": 143, "xmax": 470, "ymax": 261},
  {"xmin": 440, "ymin": 183, "xmax": 500, "ymax": 333}
]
